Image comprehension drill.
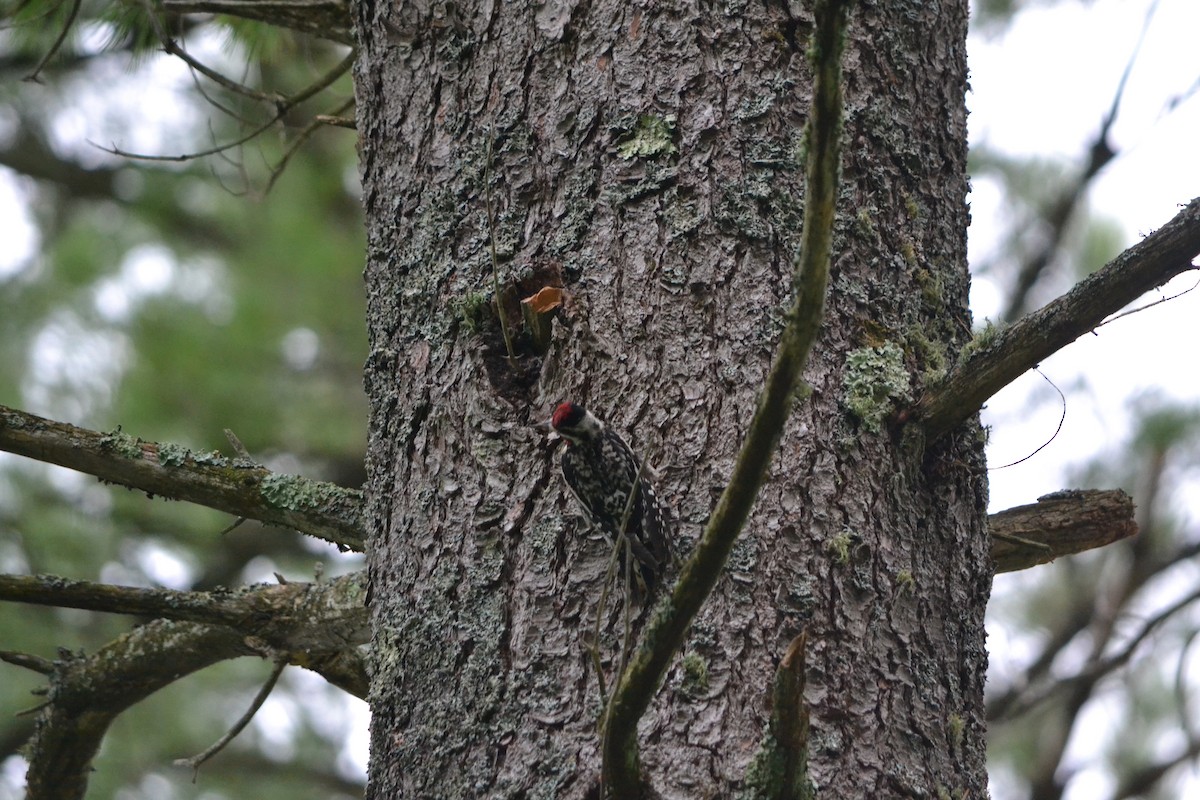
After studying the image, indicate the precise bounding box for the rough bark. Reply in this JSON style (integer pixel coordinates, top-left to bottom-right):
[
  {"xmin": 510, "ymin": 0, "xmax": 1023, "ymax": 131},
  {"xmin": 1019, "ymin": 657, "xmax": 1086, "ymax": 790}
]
[{"xmin": 355, "ymin": 1, "xmax": 986, "ymax": 797}]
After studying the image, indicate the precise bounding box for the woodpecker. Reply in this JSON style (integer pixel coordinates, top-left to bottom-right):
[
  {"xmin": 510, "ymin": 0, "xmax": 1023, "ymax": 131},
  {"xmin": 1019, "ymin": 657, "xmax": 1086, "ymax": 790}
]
[{"xmin": 548, "ymin": 402, "xmax": 673, "ymax": 593}]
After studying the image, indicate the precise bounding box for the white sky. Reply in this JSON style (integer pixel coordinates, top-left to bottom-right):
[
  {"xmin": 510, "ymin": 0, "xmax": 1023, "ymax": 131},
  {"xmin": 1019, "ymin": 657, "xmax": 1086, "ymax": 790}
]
[
  {"xmin": 971, "ymin": 2, "xmax": 1200, "ymax": 798},
  {"xmin": 969, "ymin": 0, "xmax": 1200, "ymax": 514}
]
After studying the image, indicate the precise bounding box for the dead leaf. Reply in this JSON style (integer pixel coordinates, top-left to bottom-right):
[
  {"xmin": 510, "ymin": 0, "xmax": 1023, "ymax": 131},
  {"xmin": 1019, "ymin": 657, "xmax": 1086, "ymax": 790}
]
[{"xmin": 521, "ymin": 286, "xmax": 564, "ymax": 314}]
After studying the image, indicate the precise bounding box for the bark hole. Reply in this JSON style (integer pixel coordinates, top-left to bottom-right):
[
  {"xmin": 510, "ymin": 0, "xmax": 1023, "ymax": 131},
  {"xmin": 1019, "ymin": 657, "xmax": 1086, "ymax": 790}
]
[{"xmin": 475, "ymin": 261, "xmax": 566, "ymax": 402}]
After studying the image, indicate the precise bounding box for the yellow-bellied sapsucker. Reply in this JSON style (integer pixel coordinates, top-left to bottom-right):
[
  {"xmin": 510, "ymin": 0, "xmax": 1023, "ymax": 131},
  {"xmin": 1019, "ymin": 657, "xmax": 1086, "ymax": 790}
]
[{"xmin": 548, "ymin": 402, "xmax": 673, "ymax": 593}]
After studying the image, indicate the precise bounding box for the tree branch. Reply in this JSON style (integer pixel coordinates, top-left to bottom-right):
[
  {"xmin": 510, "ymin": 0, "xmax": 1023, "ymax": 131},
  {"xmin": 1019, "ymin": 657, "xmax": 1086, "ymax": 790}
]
[
  {"xmin": 990, "ymin": 489, "xmax": 1137, "ymax": 573},
  {"xmin": 0, "ymin": 403, "xmax": 365, "ymax": 550},
  {"xmin": 0, "ymin": 650, "xmax": 54, "ymax": 675},
  {"xmin": 174, "ymin": 655, "xmax": 288, "ymax": 774},
  {"xmin": 96, "ymin": 47, "xmax": 355, "ymax": 164},
  {"xmin": 6, "ymin": 573, "xmax": 369, "ymax": 799},
  {"xmin": 742, "ymin": 633, "xmax": 812, "ymax": 800},
  {"xmin": 996, "ymin": 584, "xmax": 1200, "ymax": 727},
  {"xmin": 22, "ymin": 0, "xmax": 82, "ymax": 83},
  {"xmin": 0, "ymin": 126, "xmax": 118, "ymax": 199},
  {"xmin": 1, "ymin": 395, "xmax": 1121, "ymax": 668},
  {"xmin": 600, "ymin": 1, "xmax": 851, "ymax": 794},
  {"xmin": 161, "ymin": 0, "xmax": 352, "ymax": 45},
  {"xmin": 910, "ymin": 196, "xmax": 1200, "ymax": 442},
  {"xmin": 0, "ymin": 572, "xmax": 369, "ymax": 655},
  {"xmin": 1110, "ymin": 737, "xmax": 1200, "ymax": 800},
  {"xmin": 23, "ymin": 620, "xmax": 258, "ymax": 800}
]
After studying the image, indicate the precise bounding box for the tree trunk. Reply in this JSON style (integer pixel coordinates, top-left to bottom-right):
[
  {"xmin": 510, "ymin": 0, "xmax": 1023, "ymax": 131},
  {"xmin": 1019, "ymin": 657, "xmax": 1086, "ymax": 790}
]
[{"xmin": 354, "ymin": 1, "xmax": 988, "ymax": 796}]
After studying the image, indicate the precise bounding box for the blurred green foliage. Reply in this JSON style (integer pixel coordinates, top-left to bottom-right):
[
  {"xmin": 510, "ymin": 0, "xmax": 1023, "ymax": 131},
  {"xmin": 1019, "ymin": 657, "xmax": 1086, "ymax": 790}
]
[{"xmin": 0, "ymin": 4, "xmax": 367, "ymax": 798}]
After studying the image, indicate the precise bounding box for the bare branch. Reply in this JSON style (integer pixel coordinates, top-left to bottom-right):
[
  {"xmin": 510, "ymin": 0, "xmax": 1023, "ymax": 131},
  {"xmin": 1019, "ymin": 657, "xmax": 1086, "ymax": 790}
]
[
  {"xmin": 175, "ymin": 656, "xmax": 287, "ymax": 774},
  {"xmin": 997, "ymin": 584, "xmax": 1200, "ymax": 727},
  {"xmin": 998, "ymin": 1, "xmax": 1154, "ymax": 321},
  {"xmin": 22, "ymin": 0, "xmax": 80, "ymax": 83},
  {"xmin": 314, "ymin": 113, "xmax": 356, "ymax": 129},
  {"xmin": 0, "ymin": 126, "xmax": 117, "ymax": 198},
  {"xmin": 990, "ymin": 489, "xmax": 1137, "ymax": 573},
  {"xmin": 0, "ymin": 650, "xmax": 54, "ymax": 675},
  {"xmin": 987, "ymin": 535, "xmax": 1200, "ymax": 721},
  {"xmin": 0, "ymin": 403, "xmax": 365, "ymax": 550},
  {"xmin": 136, "ymin": 0, "xmax": 282, "ymax": 105},
  {"xmin": 0, "ymin": 572, "xmax": 369, "ymax": 653},
  {"xmin": 23, "ymin": 620, "xmax": 257, "ymax": 800},
  {"xmin": 1110, "ymin": 736, "xmax": 1200, "ymax": 800},
  {"xmin": 95, "ymin": 48, "xmax": 355, "ymax": 164},
  {"xmin": 3, "ymin": 573, "xmax": 368, "ymax": 800},
  {"xmin": 600, "ymin": 1, "xmax": 851, "ymax": 793},
  {"xmin": 910, "ymin": 196, "xmax": 1200, "ymax": 442},
  {"xmin": 162, "ymin": 0, "xmax": 352, "ymax": 45},
  {"xmin": 265, "ymin": 96, "xmax": 355, "ymax": 194}
]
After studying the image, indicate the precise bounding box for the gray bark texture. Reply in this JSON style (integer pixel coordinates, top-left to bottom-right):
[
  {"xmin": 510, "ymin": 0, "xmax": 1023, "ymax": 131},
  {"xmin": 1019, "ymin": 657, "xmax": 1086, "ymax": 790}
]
[{"xmin": 353, "ymin": 1, "xmax": 989, "ymax": 797}]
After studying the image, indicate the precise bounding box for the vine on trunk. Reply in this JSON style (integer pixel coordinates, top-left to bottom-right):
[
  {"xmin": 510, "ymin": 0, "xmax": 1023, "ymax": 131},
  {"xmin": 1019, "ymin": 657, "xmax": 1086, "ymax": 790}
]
[{"xmin": 599, "ymin": 0, "xmax": 854, "ymax": 794}]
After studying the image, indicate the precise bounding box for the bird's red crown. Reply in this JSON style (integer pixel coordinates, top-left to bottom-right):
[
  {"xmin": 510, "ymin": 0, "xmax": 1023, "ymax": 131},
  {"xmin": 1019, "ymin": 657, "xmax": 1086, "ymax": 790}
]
[{"xmin": 551, "ymin": 402, "xmax": 585, "ymax": 431}]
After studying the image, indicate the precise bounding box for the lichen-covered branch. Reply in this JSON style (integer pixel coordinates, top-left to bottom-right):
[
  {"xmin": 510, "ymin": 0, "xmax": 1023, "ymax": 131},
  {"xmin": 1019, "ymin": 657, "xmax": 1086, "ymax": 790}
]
[
  {"xmin": 743, "ymin": 633, "xmax": 812, "ymax": 800},
  {"xmin": 910, "ymin": 196, "xmax": 1200, "ymax": 442},
  {"xmin": 7, "ymin": 573, "xmax": 369, "ymax": 800},
  {"xmin": 600, "ymin": 1, "xmax": 852, "ymax": 794},
  {"xmin": 0, "ymin": 572, "xmax": 369, "ymax": 654},
  {"xmin": 0, "ymin": 403, "xmax": 365, "ymax": 551},
  {"xmin": 22, "ymin": 620, "xmax": 256, "ymax": 800},
  {"xmin": 990, "ymin": 489, "xmax": 1137, "ymax": 573}
]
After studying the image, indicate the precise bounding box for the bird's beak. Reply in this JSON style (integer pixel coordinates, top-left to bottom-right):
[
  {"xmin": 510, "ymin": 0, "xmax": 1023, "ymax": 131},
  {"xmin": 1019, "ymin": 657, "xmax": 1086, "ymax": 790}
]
[{"xmin": 532, "ymin": 416, "xmax": 554, "ymax": 435}]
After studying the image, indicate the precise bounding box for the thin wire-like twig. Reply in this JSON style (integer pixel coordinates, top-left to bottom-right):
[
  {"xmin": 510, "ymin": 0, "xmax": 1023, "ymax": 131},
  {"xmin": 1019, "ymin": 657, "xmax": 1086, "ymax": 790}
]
[
  {"xmin": 1095, "ymin": 275, "xmax": 1200, "ymax": 328},
  {"xmin": 265, "ymin": 97, "xmax": 356, "ymax": 195},
  {"xmin": 92, "ymin": 49, "xmax": 356, "ymax": 163},
  {"xmin": 23, "ymin": 0, "xmax": 80, "ymax": 83},
  {"xmin": 174, "ymin": 655, "xmax": 288, "ymax": 777},
  {"xmin": 188, "ymin": 63, "xmax": 261, "ymax": 128},
  {"xmin": 989, "ymin": 367, "xmax": 1066, "ymax": 470}
]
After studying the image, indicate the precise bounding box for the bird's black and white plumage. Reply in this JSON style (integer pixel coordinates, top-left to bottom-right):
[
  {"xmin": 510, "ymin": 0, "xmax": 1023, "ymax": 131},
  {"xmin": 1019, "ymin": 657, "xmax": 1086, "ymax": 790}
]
[{"xmin": 549, "ymin": 402, "xmax": 672, "ymax": 593}]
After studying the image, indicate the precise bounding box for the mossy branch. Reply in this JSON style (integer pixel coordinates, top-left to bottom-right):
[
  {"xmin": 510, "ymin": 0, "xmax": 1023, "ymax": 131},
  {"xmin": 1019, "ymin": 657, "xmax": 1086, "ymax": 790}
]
[
  {"xmin": 599, "ymin": 1, "xmax": 853, "ymax": 794},
  {"xmin": 0, "ymin": 571, "xmax": 370, "ymax": 654},
  {"xmin": 1, "ymin": 573, "xmax": 369, "ymax": 800},
  {"xmin": 22, "ymin": 620, "xmax": 255, "ymax": 800},
  {"xmin": 910, "ymin": 196, "xmax": 1200, "ymax": 442},
  {"xmin": 0, "ymin": 403, "xmax": 365, "ymax": 551},
  {"xmin": 743, "ymin": 633, "xmax": 812, "ymax": 800}
]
